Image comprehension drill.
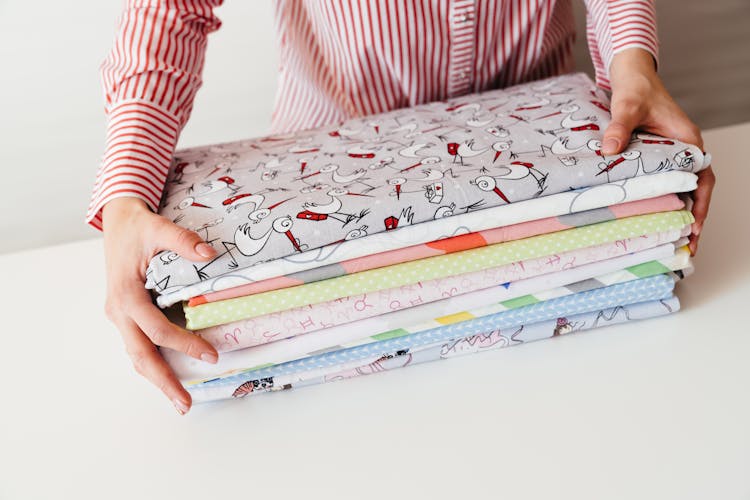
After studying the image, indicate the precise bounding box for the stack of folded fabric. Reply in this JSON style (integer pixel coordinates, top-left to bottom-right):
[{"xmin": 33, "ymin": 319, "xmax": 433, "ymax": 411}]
[{"xmin": 148, "ymin": 73, "xmax": 709, "ymax": 403}]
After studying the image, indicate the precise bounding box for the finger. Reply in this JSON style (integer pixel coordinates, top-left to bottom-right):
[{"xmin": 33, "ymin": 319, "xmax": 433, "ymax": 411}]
[
  {"xmin": 662, "ymin": 109, "xmax": 704, "ymax": 150},
  {"xmin": 691, "ymin": 166, "xmax": 716, "ymax": 236},
  {"xmin": 152, "ymin": 217, "xmax": 216, "ymax": 261},
  {"xmin": 689, "ymin": 233, "xmax": 700, "ymax": 256},
  {"xmin": 602, "ymin": 98, "xmax": 643, "ymax": 155},
  {"xmin": 118, "ymin": 316, "xmax": 193, "ymax": 414},
  {"xmin": 124, "ymin": 286, "xmax": 219, "ymax": 363}
]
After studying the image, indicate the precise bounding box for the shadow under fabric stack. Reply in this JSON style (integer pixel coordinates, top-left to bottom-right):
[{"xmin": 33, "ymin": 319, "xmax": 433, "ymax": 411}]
[{"xmin": 147, "ymin": 73, "xmax": 710, "ymax": 404}]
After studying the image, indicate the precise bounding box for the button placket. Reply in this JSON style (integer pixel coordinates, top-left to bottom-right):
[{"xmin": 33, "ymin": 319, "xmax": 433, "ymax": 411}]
[{"xmin": 447, "ymin": 0, "xmax": 477, "ymax": 98}]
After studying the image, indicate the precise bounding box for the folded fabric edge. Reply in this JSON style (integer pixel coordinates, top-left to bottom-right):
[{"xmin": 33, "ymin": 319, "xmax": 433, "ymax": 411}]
[
  {"xmin": 177, "ymin": 249, "xmax": 690, "ymax": 386},
  {"xmin": 189, "ymin": 295, "xmax": 680, "ymax": 403},
  {"xmin": 183, "ymin": 275, "xmax": 675, "ymax": 391},
  {"xmin": 154, "ymin": 171, "xmax": 699, "ymax": 307},
  {"xmin": 183, "ymin": 211, "xmax": 693, "ymax": 330},
  {"xmin": 185, "ymin": 193, "xmax": 687, "ymax": 307}
]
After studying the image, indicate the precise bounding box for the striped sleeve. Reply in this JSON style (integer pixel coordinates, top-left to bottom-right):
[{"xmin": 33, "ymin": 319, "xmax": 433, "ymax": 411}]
[
  {"xmin": 582, "ymin": 0, "xmax": 659, "ymax": 90},
  {"xmin": 86, "ymin": 0, "xmax": 223, "ymax": 231}
]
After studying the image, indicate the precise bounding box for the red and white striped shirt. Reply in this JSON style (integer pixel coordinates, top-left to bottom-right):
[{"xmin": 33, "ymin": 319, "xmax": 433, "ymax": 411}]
[{"xmin": 87, "ymin": 0, "xmax": 658, "ymax": 230}]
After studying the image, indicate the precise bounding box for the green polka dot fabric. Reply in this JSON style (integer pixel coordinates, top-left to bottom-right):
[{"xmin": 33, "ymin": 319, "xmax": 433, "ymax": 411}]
[{"xmin": 184, "ymin": 210, "xmax": 693, "ymax": 329}]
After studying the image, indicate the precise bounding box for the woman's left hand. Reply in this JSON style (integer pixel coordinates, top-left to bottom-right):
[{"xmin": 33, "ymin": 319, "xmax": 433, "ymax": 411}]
[{"xmin": 603, "ymin": 48, "xmax": 715, "ymax": 255}]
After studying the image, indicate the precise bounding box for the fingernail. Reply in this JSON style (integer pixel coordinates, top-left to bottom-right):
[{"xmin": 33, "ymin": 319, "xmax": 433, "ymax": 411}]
[
  {"xmin": 195, "ymin": 242, "xmax": 216, "ymax": 258},
  {"xmin": 173, "ymin": 399, "xmax": 189, "ymax": 415},
  {"xmin": 201, "ymin": 352, "xmax": 218, "ymax": 364},
  {"xmin": 602, "ymin": 138, "xmax": 619, "ymax": 154}
]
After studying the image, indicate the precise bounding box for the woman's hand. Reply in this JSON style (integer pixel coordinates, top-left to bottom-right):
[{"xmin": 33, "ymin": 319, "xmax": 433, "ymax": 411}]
[
  {"xmin": 102, "ymin": 197, "xmax": 219, "ymax": 415},
  {"xmin": 603, "ymin": 48, "xmax": 715, "ymax": 254}
]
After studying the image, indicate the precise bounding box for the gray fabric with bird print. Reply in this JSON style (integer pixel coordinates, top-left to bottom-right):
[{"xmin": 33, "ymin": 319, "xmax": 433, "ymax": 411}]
[{"xmin": 146, "ymin": 72, "xmax": 709, "ymax": 295}]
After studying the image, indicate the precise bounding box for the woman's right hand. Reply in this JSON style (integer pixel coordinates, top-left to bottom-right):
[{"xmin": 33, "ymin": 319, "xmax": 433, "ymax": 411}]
[{"xmin": 102, "ymin": 197, "xmax": 219, "ymax": 415}]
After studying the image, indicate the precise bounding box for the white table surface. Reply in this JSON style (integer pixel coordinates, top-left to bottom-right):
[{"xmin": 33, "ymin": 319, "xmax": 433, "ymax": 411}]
[{"xmin": 1, "ymin": 123, "xmax": 748, "ymax": 500}]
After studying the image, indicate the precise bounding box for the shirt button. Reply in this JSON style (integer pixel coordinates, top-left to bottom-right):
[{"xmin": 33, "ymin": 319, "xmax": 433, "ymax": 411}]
[{"xmin": 454, "ymin": 12, "xmax": 470, "ymax": 23}]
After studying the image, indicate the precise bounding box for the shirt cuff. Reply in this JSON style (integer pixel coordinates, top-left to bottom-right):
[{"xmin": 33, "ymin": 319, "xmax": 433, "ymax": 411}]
[{"xmin": 86, "ymin": 101, "xmax": 180, "ymax": 230}]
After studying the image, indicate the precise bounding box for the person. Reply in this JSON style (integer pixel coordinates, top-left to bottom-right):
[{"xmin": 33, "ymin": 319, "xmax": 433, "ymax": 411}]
[{"xmin": 89, "ymin": 0, "xmax": 715, "ymax": 414}]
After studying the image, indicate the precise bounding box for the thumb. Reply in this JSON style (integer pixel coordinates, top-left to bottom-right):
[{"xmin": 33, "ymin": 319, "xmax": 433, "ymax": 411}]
[
  {"xmin": 602, "ymin": 100, "xmax": 642, "ymax": 155},
  {"xmin": 155, "ymin": 218, "xmax": 217, "ymax": 261}
]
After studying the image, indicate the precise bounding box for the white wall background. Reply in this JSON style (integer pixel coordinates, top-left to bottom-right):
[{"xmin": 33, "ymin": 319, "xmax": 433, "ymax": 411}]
[{"xmin": 1, "ymin": 0, "xmax": 748, "ymax": 254}]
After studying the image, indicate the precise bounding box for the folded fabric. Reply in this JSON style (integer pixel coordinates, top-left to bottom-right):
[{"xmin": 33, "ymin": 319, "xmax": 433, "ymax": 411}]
[
  {"xmin": 249, "ymin": 297, "xmax": 681, "ymax": 401},
  {"xmin": 166, "ymin": 247, "xmax": 690, "ymax": 385},
  {"xmin": 182, "ymin": 274, "xmax": 675, "ymax": 398},
  {"xmin": 184, "ymin": 210, "xmax": 693, "ymax": 329},
  {"xmin": 188, "ymin": 193, "xmax": 684, "ymax": 306},
  {"xmin": 148, "ymin": 72, "xmax": 709, "ymax": 305},
  {"xmin": 190, "ymin": 226, "xmax": 687, "ymax": 352},
  {"xmin": 153, "ymin": 168, "xmax": 698, "ymax": 307},
  {"xmin": 232, "ymin": 297, "xmax": 680, "ymax": 401},
  {"xmin": 188, "ymin": 293, "xmax": 679, "ymax": 403}
]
